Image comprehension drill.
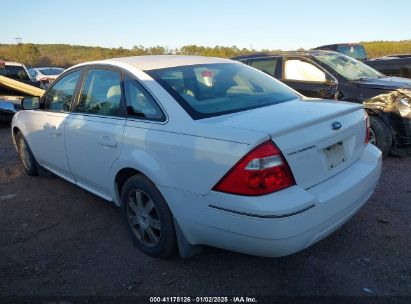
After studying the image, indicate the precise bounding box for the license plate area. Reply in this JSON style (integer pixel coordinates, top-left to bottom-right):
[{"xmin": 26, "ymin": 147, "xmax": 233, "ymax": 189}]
[{"xmin": 324, "ymin": 141, "xmax": 345, "ymax": 170}]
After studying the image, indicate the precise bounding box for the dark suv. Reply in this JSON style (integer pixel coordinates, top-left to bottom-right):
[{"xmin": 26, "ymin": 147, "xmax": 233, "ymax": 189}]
[{"xmin": 232, "ymin": 51, "xmax": 411, "ymax": 156}]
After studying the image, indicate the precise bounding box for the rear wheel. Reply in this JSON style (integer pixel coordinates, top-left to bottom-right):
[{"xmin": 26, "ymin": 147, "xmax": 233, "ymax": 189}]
[
  {"xmin": 369, "ymin": 115, "xmax": 393, "ymax": 157},
  {"xmin": 121, "ymin": 174, "xmax": 177, "ymax": 258},
  {"xmin": 15, "ymin": 131, "xmax": 38, "ymax": 176}
]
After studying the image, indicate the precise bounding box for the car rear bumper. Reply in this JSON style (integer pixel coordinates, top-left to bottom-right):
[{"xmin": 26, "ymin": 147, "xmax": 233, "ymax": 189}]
[{"xmin": 160, "ymin": 144, "xmax": 382, "ymax": 257}]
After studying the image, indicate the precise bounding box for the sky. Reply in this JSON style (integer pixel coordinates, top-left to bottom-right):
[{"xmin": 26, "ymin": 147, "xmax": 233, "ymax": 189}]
[{"xmin": 2, "ymin": 0, "xmax": 411, "ymax": 50}]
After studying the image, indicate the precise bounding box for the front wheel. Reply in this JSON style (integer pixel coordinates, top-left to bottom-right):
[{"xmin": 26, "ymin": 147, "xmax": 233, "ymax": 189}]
[
  {"xmin": 369, "ymin": 115, "xmax": 393, "ymax": 157},
  {"xmin": 121, "ymin": 175, "xmax": 177, "ymax": 258},
  {"xmin": 15, "ymin": 131, "xmax": 38, "ymax": 176}
]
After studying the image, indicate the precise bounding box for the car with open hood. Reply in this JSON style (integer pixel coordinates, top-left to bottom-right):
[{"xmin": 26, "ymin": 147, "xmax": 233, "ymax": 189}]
[
  {"xmin": 11, "ymin": 55, "xmax": 381, "ymax": 258},
  {"xmin": 233, "ymin": 51, "xmax": 411, "ymax": 156}
]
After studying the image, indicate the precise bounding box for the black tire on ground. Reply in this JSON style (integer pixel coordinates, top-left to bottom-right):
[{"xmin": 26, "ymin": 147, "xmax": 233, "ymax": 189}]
[
  {"xmin": 121, "ymin": 174, "xmax": 177, "ymax": 258},
  {"xmin": 369, "ymin": 115, "xmax": 393, "ymax": 157},
  {"xmin": 15, "ymin": 131, "xmax": 38, "ymax": 176}
]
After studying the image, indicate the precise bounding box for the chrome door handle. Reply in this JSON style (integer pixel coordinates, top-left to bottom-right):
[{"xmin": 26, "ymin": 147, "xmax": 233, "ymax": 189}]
[{"xmin": 98, "ymin": 136, "xmax": 117, "ymax": 147}]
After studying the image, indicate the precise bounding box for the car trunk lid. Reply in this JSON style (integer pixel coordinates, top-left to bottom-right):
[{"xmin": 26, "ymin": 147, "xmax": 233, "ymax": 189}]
[{"xmin": 202, "ymin": 98, "xmax": 367, "ymax": 189}]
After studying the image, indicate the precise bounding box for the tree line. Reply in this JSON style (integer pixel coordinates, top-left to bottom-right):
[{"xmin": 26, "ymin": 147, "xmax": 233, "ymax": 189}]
[{"xmin": 0, "ymin": 40, "xmax": 410, "ymax": 68}]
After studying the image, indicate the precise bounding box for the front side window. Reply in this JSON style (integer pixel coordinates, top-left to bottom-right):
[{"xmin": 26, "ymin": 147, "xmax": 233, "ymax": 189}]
[
  {"xmin": 284, "ymin": 59, "xmax": 326, "ymax": 82},
  {"xmin": 44, "ymin": 70, "xmax": 81, "ymax": 112},
  {"xmin": 313, "ymin": 52, "xmax": 383, "ymax": 81},
  {"xmin": 146, "ymin": 63, "xmax": 299, "ymax": 119},
  {"xmin": 249, "ymin": 57, "xmax": 279, "ymax": 77},
  {"xmin": 77, "ymin": 69, "xmax": 122, "ymax": 117},
  {"xmin": 123, "ymin": 76, "xmax": 165, "ymax": 121}
]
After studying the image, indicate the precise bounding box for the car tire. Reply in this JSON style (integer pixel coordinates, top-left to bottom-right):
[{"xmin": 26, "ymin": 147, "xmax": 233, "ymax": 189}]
[
  {"xmin": 15, "ymin": 131, "xmax": 38, "ymax": 176},
  {"xmin": 369, "ymin": 115, "xmax": 393, "ymax": 157},
  {"xmin": 121, "ymin": 174, "xmax": 177, "ymax": 258}
]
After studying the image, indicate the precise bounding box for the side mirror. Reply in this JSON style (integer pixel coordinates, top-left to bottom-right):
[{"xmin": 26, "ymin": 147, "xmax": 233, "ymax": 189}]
[{"xmin": 21, "ymin": 96, "xmax": 40, "ymax": 110}]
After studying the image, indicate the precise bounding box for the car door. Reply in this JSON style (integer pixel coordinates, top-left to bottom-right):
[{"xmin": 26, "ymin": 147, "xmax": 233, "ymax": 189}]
[
  {"xmin": 24, "ymin": 69, "xmax": 82, "ymax": 181},
  {"xmin": 281, "ymin": 57, "xmax": 338, "ymax": 99},
  {"xmin": 64, "ymin": 66, "xmax": 126, "ymax": 198}
]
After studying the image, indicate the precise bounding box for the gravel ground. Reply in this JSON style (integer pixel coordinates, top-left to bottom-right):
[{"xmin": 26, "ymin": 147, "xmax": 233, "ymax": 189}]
[{"xmin": 0, "ymin": 123, "xmax": 410, "ymax": 297}]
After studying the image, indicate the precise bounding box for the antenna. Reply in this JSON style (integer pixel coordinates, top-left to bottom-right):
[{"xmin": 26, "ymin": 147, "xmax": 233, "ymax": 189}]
[{"xmin": 13, "ymin": 37, "xmax": 22, "ymax": 44}]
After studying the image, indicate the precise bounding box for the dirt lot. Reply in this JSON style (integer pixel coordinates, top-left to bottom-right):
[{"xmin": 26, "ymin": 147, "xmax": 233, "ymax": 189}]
[{"xmin": 0, "ymin": 123, "xmax": 410, "ymax": 297}]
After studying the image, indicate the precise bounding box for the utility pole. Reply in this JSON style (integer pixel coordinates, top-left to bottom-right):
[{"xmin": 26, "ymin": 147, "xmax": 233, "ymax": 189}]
[{"xmin": 13, "ymin": 37, "xmax": 22, "ymax": 44}]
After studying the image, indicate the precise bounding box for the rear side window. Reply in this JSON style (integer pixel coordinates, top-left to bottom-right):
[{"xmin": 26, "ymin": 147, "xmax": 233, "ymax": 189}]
[
  {"xmin": 147, "ymin": 63, "xmax": 299, "ymax": 119},
  {"xmin": 4, "ymin": 65, "xmax": 30, "ymax": 81},
  {"xmin": 123, "ymin": 76, "xmax": 165, "ymax": 121},
  {"xmin": 284, "ymin": 59, "xmax": 326, "ymax": 82},
  {"xmin": 44, "ymin": 70, "xmax": 81, "ymax": 112},
  {"xmin": 39, "ymin": 68, "xmax": 65, "ymax": 75},
  {"xmin": 249, "ymin": 58, "xmax": 279, "ymax": 77},
  {"xmin": 77, "ymin": 69, "xmax": 122, "ymax": 117}
]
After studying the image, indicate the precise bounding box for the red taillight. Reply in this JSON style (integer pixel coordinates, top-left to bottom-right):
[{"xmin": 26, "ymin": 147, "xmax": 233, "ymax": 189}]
[
  {"xmin": 213, "ymin": 141, "xmax": 295, "ymax": 196},
  {"xmin": 365, "ymin": 113, "xmax": 371, "ymax": 144}
]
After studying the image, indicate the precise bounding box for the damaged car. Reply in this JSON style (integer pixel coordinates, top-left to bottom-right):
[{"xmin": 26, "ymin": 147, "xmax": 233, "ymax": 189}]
[
  {"xmin": 0, "ymin": 61, "xmax": 45, "ymax": 123},
  {"xmin": 11, "ymin": 56, "xmax": 381, "ymax": 258},
  {"xmin": 233, "ymin": 51, "xmax": 411, "ymax": 156}
]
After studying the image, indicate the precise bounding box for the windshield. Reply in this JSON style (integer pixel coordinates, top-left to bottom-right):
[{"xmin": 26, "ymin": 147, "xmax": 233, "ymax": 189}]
[
  {"xmin": 337, "ymin": 45, "xmax": 367, "ymax": 61},
  {"xmin": 146, "ymin": 63, "xmax": 299, "ymax": 119},
  {"xmin": 313, "ymin": 53, "xmax": 383, "ymax": 81}
]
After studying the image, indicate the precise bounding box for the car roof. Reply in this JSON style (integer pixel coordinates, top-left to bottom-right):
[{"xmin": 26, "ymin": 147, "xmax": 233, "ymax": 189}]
[
  {"xmin": 0, "ymin": 61, "xmax": 24, "ymax": 66},
  {"xmin": 72, "ymin": 55, "xmax": 234, "ymax": 71},
  {"xmin": 231, "ymin": 50, "xmax": 337, "ymax": 60}
]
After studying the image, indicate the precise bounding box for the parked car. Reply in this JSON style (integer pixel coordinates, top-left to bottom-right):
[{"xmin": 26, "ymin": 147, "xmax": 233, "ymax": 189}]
[
  {"xmin": 29, "ymin": 67, "xmax": 65, "ymax": 84},
  {"xmin": 366, "ymin": 55, "xmax": 411, "ymax": 79},
  {"xmin": 314, "ymin": 43, "xmax": 411, "ymax": 79},
  {"xmin": 314, "ymin": 43, "xmax": 368, "ymax": 61},
  {"xmin": 0, "ymin": 61, "xmax": 40, "ymax": 86},
  {"xmin": 0, "ymin": 61, "xmax": 44, "ymax": 123},
  {"xmin": 0, "ymin": 97, "xmax": 20, "ymax": 123},
  {"xmin": 12, "ymin": 56, "xmax": 381, "ymax": 258},
  {"xmin": 232, "ymin": 51, "xmax": 411, "ymax": 156}
]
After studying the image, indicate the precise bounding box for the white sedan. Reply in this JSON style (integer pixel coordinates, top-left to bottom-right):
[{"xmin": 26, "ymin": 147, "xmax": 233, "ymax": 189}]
[
  {"xmin": 11, "ymin": 56, "xmax": 382, "ymax": 258},
  {"xmin": 29, "ymin": 67, "xmax": 65, "ymax": 82}
]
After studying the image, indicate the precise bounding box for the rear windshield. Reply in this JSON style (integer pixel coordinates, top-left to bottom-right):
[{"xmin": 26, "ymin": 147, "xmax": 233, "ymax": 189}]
[
  {"xmin": 337, "ymin": 45, "xmax": 367, "ymax": 61},
  {"xmin": 146, "ymin": 63, "xmax": 299, "ymax": 119},
  {"xmin": 38, "ymin": 68, "xmax": 65, "ymax": 75},
  {"xmin": 4, "ymin": 65, "xmax": 30, "ymax": 81}
]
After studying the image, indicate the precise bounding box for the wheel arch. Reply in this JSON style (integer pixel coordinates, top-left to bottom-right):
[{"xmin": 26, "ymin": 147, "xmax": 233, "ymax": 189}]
[
  {"xmin": 11, "ymin": 126, "xmax": 21, "ymax": 147},
  {"xmin": 114, "ymin": 167, "xmax": 142, "ymax": 205},
  {"xmin": 113, "ymin": 164, "xmax": 162, "ymax": 207},
  {"xmin": 365, "ymin": 108, "xmax": 397, "ymax": 145}
]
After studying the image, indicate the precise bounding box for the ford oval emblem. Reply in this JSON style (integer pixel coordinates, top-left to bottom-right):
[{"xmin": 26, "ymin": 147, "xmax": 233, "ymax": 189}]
[{"xmin": 331, "ymin": 121, "xmax": 342, "ymax": 130}]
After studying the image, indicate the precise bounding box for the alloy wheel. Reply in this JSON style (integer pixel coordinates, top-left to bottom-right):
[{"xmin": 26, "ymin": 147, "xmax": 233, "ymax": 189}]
[
  {"xmin": 369, "ymin": 128, "xmax": 377, "ymax": 146},
  {"xmin": 126, "ymin": 189, "xmax": 161, "ymax": 247}
]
